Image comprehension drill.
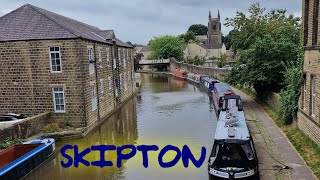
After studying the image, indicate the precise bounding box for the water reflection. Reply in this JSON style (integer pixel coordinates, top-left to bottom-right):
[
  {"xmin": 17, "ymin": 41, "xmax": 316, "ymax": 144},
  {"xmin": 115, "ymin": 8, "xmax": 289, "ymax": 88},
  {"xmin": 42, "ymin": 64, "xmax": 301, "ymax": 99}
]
[
  {"xmin": 26, "ymin": 74, "xmax": 218, "ymax": 180},
  {"xmin": 25, "ymin": 98, "xmax": 138, "ymax": 180}
]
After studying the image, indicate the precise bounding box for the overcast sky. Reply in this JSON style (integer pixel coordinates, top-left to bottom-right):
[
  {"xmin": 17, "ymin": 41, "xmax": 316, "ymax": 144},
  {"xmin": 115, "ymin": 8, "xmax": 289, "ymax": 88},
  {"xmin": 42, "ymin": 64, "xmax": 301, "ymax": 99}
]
[{"xmin": 0, "ymin": 0, "xmax": 302, "ymax": 45}]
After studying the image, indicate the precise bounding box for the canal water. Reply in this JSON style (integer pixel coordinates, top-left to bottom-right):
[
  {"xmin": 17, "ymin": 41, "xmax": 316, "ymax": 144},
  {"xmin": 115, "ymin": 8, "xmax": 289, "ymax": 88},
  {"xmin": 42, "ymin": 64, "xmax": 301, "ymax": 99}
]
[{"xmin": 25, "ymin": 74, "xmax": 218, "ymax": 180}]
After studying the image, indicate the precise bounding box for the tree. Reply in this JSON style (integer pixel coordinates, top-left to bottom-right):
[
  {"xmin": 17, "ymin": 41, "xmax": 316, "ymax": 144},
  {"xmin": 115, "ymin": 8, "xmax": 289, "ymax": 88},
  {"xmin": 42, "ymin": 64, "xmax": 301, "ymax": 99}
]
[
  {"xmin": 134, "ymin": 53, "xmax": 144, "ymax": 71},
  {"xmin": 189, "ymin": 55, "xmax": 205, "ymax": 66},
  {"xmin": 218, "ymin": 54, "xmax": 227, "ymax": 68},
  {"xmin": 149, "ymin": 35, "xmax": 184, "ymax": 61},
  {"xmin": 178, "ymin": 31, "xmax": 197, "ymax": 43},
  {"xmin": 223, "ymin": 29, "xmax": 240, "ymax": 50},
  {"xmin": 187, "ymin": 24, "xmax": 208, "ymax": 35},
  {"xmin": 225, "ymin": 3, "xmax": 301, "ymax": 96}
]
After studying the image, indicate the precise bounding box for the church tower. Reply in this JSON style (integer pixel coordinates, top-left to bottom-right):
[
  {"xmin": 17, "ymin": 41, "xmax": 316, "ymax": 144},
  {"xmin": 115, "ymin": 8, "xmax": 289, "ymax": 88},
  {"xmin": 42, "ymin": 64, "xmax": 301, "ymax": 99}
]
[{"xmin": 207, "ymin": 10, "xmax": 222, "ymax": 44}]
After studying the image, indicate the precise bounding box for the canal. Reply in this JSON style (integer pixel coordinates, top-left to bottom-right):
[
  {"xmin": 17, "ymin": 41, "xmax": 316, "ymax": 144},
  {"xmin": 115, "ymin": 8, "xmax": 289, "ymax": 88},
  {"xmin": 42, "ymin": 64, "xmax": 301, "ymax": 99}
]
[{"xmin": 25, "ymin": 74, "xmax": 218, "ymax": 180}]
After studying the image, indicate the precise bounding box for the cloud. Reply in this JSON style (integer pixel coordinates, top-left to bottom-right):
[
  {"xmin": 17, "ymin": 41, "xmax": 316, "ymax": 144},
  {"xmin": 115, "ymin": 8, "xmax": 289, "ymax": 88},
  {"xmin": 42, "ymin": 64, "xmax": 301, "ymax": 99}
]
[{"xmin": 0, "ymin": 0, "xmax": 302, "ymax": 44}]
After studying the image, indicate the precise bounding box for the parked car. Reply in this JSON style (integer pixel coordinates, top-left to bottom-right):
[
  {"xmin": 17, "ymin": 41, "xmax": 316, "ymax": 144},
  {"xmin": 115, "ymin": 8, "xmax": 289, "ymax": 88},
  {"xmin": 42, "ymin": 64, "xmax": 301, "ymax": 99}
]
[
  {"xmin": 6, "ymin": 113, "xmax": 25, "ymax": 119},
  {"xmin": 0, "ymin": 116, "xmax": 18, "ymax": 122}
]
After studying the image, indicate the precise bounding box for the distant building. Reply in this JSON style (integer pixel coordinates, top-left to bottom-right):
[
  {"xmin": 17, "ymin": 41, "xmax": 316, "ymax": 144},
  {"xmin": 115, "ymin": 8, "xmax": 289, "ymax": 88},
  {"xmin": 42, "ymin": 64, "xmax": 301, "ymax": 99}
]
[
  {"xmin": 0, "ymin": 4, "xmax": 135, "ymax": 128},
  {"xmin": 298, "ymin": 0, "xmax": 320, "ymax": 146}
]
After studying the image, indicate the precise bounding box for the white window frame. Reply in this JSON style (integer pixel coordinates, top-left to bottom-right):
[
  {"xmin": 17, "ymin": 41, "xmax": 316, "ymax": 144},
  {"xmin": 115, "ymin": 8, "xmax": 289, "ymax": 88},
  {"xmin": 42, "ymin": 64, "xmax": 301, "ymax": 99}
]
[
  {"xmin": 128, "ymin": 71, "xmax": 131, "ymax": 82},
  {"xmin": 118, "ymin": 49, "xmax": 121, "ymax": 65},
  {"xmin": 49, "ymin": 47, "xmax": 62, "ymax": 73},
  {"xmin": 123, "ymin": 49, "xmax": 126, "ymax": 69},
  {"xmin": 91, "ymin": 83, "xmax": 97, "ymax": 111},
  {"xmin": 303, "ymin": 80, "xmax": 307, "ymax": 110},
  {"xmin": 100, "ymin": 79, "xmax": 104, "ymax": 97},
  {"xmin": 98, "ymin": 48, "xmax": 102, "ymax": 67},
  {"xmin": 52, "ymin": 87, "xmax": 66, "ymax": 113},
  {"xmin": 108, "ymin": 77, "xmax": 112, "ymax": 93},
  {"xmin": 119, "ymin": 74, "xmax": 122, "ymax": 90},
  {"xmin": 311, "ymin": 76, "xmax": 316, "ymax": 117},
  {"xmin": 88, "ymin": 48, "xmax": 94, "ymax": 75},
  {"xmin": 124, "ymin": 72, "xmax": 127, "ymax": 91},
  {"xmin": 106, "ymin": 48, "xmax": 110, "ymax": 66}
]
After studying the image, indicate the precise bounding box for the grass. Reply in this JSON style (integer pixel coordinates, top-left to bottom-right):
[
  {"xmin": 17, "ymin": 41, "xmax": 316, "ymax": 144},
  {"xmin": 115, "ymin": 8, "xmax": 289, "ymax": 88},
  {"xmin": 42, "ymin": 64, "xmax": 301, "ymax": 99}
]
[
  {"xmin": 231, "ymin": 85, "xmax": 320, "ymax": 178},
  {"xmin": 0, "ymin": 137, "xmax": 22, "ymax": 151}
]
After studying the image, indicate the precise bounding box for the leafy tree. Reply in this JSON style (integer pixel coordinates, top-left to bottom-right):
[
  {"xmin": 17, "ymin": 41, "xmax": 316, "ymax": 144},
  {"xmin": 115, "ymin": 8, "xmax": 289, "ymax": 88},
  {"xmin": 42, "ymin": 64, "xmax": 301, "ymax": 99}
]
[
  {"xmin": 188, "ymin": 24, "xmax": 208, "ymax": 35},
  {"xmin": 149, "ymin": 35, "xmax": 184, "ymax": 61},
  {"xmin": 178, "ymin": 31, "xmax": 197, "ymax": 43},
  {"xmin": 225, "ymin": 3, "xmax": 301, "ymax": 96},
  {"xmin": 223, "ymin": 29, "xmax": 240, "ymax": 50},
  {"xmin": 134, "ymin": 53, "xmax": 144, "ymax": 71},
  {"xmin": 189, "ymin": 55, "xmax": 205, "ymax": 66},
  {"xmin": 218, "ymin": 54, "xmax": 227, "ymax": 68}
]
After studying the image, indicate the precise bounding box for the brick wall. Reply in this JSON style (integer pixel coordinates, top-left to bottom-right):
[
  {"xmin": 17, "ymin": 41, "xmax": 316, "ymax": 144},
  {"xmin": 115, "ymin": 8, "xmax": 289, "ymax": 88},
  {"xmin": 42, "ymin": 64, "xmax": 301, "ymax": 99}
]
[
  {"xmin": 0, "ymin": 112, "xmax": 51, "ymax": 141},
  {"xmin": 169, "ymin": 58, "xmax": 230, "ymax": 80}
]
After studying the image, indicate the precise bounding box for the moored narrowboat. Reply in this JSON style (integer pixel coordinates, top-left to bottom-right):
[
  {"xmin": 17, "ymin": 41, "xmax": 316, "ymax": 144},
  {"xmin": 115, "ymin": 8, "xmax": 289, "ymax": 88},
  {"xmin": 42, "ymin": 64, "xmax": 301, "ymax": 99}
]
[
  {"xmin": 0, "ymin": 137, "xmax": 56, "ymax": 180},
  {"xmin": 187, "ymin": 73, "xmax": 201, "ymax": 84},
  {"xmin": 172, "ymin": 68, "xmax": 188, "ymax": 80},
  {"xmin": 212, "ymin": 83, "xmax": 234, "ymax": 115},
  {"xmin": 208, "ymin": 98, "xmax": 259, "ymax": 179},
  {"xmin": 199, "ymin": 76, "xmax": 219, "ymax": 93}
]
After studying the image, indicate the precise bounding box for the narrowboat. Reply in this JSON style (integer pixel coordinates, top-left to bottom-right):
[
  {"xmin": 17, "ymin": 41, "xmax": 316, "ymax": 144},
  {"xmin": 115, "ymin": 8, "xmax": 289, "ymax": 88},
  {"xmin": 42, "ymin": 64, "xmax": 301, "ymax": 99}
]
[
  {"xmin": 199, "ymin": 76, "xmax": 219, "ymax": 93},
  {"xmin": 172, "ymin": 68, "xmax": 188, "ymax": 80},
  {"xmin": 212, "ymin": 83, "xmax": 234, "ymax": 115},
  {"xmin": 0, "ymin": 137, "xmax": 56, "ymax": 180},
  {"xmin": 208, "ymin": 102, "xmax": 259, "ymax": 179},
  {"xmin": 187, "ymin": 73, "xmax": 201, "ymax": 84}
]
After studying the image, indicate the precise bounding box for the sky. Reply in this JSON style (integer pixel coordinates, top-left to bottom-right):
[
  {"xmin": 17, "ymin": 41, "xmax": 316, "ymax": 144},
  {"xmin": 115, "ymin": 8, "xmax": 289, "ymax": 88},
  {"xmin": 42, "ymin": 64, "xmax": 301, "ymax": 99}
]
[{"xmin": 0, "ymin": 0, "xmax": 302, "ymax": 45}]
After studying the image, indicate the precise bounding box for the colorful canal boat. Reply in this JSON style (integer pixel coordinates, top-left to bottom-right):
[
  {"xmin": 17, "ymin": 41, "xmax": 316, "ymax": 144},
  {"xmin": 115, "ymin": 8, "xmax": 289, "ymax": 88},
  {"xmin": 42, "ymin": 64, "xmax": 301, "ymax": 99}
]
[
  {"xmin": 172, "ymin": 68, "xmax": 188, "ymax": 80},
  {"xmin": 199, "ymin": 76, "xmax": 219, "ymax": 93},
  {"xmin": 0, "ymin": 137, "xmax": 56, "ymax": 180},
  {"xmin": 212, "ymin": 83, "xmax": 234, "ymax": 115},
  {"xmin": 187, "ymin": 73, "xmax": 201, "ymax": 84}
]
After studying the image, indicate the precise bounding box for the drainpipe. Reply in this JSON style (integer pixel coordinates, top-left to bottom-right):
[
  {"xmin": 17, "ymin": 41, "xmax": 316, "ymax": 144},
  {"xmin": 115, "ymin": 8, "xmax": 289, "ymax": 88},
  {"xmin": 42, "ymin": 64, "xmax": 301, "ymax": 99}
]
[
  {"xmin": 93, "ymin": 42, "xmax": 101, "ymax": 122},
  {"xmin": 80, "ymin": 40, "xmax": 87, "ymax": 128}
]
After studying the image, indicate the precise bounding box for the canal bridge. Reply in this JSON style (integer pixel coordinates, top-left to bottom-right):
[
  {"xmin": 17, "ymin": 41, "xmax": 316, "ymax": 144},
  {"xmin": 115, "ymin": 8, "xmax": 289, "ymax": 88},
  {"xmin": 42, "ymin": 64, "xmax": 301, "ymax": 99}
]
[
  {"xmin": 138, "ymin": 59, "xmax": 170, "ymax": 65},
  {"xmin": 138, "ymin": 59, "xmax": 170, "ymax": 71}
]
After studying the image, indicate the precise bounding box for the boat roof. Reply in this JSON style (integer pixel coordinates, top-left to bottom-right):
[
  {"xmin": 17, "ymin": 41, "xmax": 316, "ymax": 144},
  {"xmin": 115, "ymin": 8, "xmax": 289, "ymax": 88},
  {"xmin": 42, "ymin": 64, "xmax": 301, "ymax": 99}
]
[
  {"xmin": 224, "ymin": 94, "xmax": 241, "ymax": 100},
  {"xmin": 215, "ymin": 108, "xmax": 250, "ymax": 141},
  {"xmin": 214, "ymin": 83, "xmax": 234, "ymax": 97},
  {"xmin": 201, "ymin": 76, "xmax": 218, "ymax": 83}
]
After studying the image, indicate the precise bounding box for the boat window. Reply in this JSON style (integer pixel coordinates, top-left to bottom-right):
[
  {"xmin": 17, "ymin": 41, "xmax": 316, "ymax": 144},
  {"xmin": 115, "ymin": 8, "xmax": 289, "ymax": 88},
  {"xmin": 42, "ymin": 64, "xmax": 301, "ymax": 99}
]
[
  {"xmin": 241, "ymin": 143, "xmax": 254, "ymax": 160},
  {"xmin": 213, "ymin": 143, "xmax": 254, "ymax": 168}
]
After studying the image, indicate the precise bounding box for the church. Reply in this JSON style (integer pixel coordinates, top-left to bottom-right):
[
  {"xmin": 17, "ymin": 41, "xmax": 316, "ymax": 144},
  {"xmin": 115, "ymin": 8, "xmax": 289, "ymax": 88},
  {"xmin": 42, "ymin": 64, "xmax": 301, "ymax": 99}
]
[{"xmin": 183, "ymin": 11, "xmax": 226, "ymax": 67}]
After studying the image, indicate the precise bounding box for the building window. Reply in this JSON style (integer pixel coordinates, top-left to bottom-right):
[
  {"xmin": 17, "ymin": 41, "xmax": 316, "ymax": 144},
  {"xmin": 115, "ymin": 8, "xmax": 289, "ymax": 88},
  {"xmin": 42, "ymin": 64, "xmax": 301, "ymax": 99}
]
[
  {"xmin": 311, "ymin": 75, "xmax": 316, "ymax": 116},
  {"xmin": 88, "ymin": 48, "xmax": 94, "ymax": 75},
  {"xmin": 127, "ymin": 49, "xmax": 130, "ymax": 62},
  {"xmin": 118, "ymin": 49, "xmax": 121, "ymax": 65},
  {"xmin": 124, "ymin": 72, "xmax": 127, "ymax": 91},
  {"xmin": 49, "ymin": 47, "xmax": 62, "ymax": 72},
  {"xmin": 106, "ymin": 48, "xmax": 110, "ymax": 66},
  {"xmin": 123, "ymin": 49, "xmax": 126, "ymax": 69},
  {"xmin": 304, "ymin": 0, "xmax": 310, "ymax": 45},
  {"xmin": 128, "ymin": 71, "xmax": 131, "ymax": 82},
  {"xmin": 312, "ymin": 0, "xmax": 319, "ymax": 45},
  {"xmin": 119, "ymin": 74, "xmax": 122, "ymax": 90},
  {"xmin": 108, "ymin": 77, "xmax": 112, "ymax": 93},
  {"xmin": 91, "ymin": 83, "xmax": 97, "ymax": 111},
  {"xmin": 303, "ymin": 79, "xmax": 307, "ymax": 110},
  {"xmin": 100, "ymin": 79, "xmax": 104, "ymax": 97},
  {"xmin": 98, "ymin": 48, "xmax": 102, "ymax": 67},
  {"xmin": 52, "ymin": 87, "xmax": 65, "ymax": 113}
]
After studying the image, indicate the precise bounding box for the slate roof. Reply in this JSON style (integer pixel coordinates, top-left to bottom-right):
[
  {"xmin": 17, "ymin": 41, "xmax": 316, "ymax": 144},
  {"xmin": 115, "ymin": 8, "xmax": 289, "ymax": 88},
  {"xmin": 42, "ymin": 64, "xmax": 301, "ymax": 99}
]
[
  {"xmin": 0, "ymin": 4, "xmax": 131, "ymax": 47},
  {"xmin": 200, "ymin": 43, "xmax": 223, "ymax": 49}
]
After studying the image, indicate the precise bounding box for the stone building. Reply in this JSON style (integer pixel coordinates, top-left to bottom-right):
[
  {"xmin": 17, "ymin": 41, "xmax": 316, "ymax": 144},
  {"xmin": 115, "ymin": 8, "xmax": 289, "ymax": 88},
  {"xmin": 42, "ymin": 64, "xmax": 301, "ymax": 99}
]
[
  {"xmin": 0, "ymin": 4, "xmax": 135, "ymax": 129},
  {"xmin": 207, "ymin": 10, "xmax": 222, "ymax": 44},
  {"xmin": 298, "ymin": 0, "xmax": 320, "ymax": 145}
]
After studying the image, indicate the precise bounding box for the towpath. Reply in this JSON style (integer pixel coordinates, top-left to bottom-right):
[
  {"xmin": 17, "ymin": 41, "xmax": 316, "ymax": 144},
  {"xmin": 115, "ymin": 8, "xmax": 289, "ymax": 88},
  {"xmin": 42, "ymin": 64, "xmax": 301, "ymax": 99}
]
[{"xmin": 232, "ymin": 88, "xmax": 317, "ymax": 180}]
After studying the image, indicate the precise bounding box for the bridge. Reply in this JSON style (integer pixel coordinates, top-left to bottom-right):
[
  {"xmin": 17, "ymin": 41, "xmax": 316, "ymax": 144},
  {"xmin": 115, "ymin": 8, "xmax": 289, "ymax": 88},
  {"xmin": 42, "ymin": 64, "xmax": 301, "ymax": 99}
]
[{"xmin": 139, "ymin": 59, "xmax": 170, "ymax": 65}]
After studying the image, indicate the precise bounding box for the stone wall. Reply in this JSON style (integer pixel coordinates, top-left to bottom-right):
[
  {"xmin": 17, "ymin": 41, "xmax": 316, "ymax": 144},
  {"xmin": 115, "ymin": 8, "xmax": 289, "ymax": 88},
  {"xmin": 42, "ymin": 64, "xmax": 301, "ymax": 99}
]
[
  {"xmin": 169, "ymin": 58, "xmax": 230, "ymax": 80},
  {"xmin": 265, "ymin": 92, "xmax": 280, "ymax": 109},
  {"xmin": 0, "ymin": 112, "xmax": 50, "ymax": 141}
]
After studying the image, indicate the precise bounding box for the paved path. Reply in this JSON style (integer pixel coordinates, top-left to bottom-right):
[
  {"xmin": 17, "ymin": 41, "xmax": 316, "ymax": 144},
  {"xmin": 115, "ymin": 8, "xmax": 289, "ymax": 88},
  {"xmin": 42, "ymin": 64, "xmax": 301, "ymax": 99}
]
[{"xmin": 233, "ymin": 88, "xmax": 317, "ymax": 180}]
